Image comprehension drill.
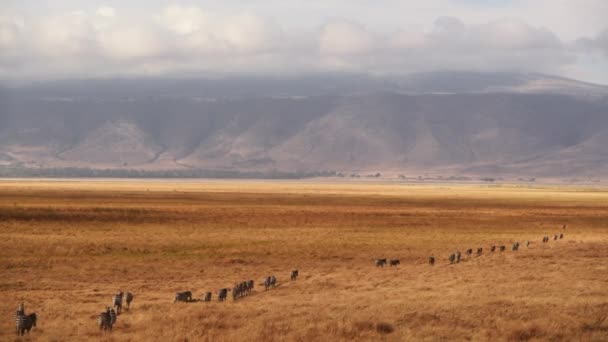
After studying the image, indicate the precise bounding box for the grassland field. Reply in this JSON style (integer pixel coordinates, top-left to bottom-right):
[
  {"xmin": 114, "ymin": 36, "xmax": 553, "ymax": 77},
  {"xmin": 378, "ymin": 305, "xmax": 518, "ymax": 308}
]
[{"xmin": 1, "ymin": 180, "xmax": 607, "ymax": 341}]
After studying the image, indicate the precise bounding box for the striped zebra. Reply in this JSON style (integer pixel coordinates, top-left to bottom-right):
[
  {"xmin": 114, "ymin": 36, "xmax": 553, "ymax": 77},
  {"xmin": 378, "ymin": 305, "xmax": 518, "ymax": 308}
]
[
  {"xmin": 125, "ymin": 292, "xmax": 133, "ymax": 311},
  {"xmin": 15, "ymin": 312, "xmax": 36, "ymax": 336},
  {"xmin": 246, "ymin": 280, "xmax": 254, "ymax": 293},
  {"xmin": 98, "ymin": 307, "xmax": 112, "ymax": 331},
  {"xmin": 112, "ymin": 292, "xmax": 123, "ymax": 314},
  {"xmin": 174, "ymin": 291, "xmax": 192, "ymax": 303},
  {"xmin": 218, "ymin": 288, "xmax": 229, "ymax": 302},
  {"xmin": 264, "ymin": 275, "xmax": 277, "ymax": 290},
  {"xmin": 109, "ymin": 308, "xmax": 117, "ymax": 325}
]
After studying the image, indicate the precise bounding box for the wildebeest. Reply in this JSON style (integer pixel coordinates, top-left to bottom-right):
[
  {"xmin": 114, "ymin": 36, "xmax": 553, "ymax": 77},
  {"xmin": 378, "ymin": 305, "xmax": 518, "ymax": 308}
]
[
  {"xmin": 477, "ymin": 247, "xmax": 483, "ymax": 256},
  {"xmin": 112, "ymin": 292, "xmax": 123, "ymax": 314},
  {"xmin": 264, "ymin": 275, "xmax": 277, "ymax": 290},
  {"xmin": 466, "ymin": 249, "xmax": 473, "ymax": 256},
  {"xmin": 542, "ymin": 236, "xmax": 549, "ymax": 243},
  {"xmin": 554, "ymin": 234, "xmax": 558, "ymax": 240},
  {"xmin": 559, "ymin": 233, "xmax": 564, "ymax": 239},
  {"xmin": 512, "ymin": 242, "xmax": 520, "ymax": 251},
  {"xmin": 98, "ymin": 307, "xmax": 112, "ymax": 331},
  {"xmin": 429, "ymin": 256, "xmax": 435, "ymax": 265},
  {"xmin": 449, "ymin": 253, "xmax": 456, "ymax": 264},
  {"xmin": 389, "ymin": 259, "xmax": 400, "ymax": 267},
  {"xmin": 526, "ymin": 241, "xmax": 530, "ymax": 248},
  {"xmin": 499, "ymin": 245, "xmax": 506, "ymax": 252},
  {"xmin": 375, "ymin": 259, "xmax": 387, "ymax": 267},
  {"xmin": 491, "ymin": 245, "xmax": 496, "ymax": 252},
  {"xmin": 456, "ymin": 251, "xmax": 462, "ymax": 263},
  {"xmin": 218, "ymin": 288, "xmax": 229, "ymax": 302},
  {"xmin": 203, "ymin": 292, "xmax": 212, "ymax": 302},
  {"xmin": 563, "ymin": 224, "xmax": 567, "ymax": 230},
  {"xmin": 125, "ymin": 292, "xmax": 133, "ymax": 311},
  {"xmin": 174, "ymin": 291, "xmax": 193, "ymax": 303},
  {"xmin": 291, "ymin": 270, "xmax": 299, "ymax": 280}
]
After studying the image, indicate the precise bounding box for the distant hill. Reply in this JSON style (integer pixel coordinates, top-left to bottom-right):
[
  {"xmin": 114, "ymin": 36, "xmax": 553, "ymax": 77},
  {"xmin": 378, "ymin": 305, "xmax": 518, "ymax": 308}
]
[{"xmin": 1, "ymin": 72, "xmax": 608, "ymax": 178}]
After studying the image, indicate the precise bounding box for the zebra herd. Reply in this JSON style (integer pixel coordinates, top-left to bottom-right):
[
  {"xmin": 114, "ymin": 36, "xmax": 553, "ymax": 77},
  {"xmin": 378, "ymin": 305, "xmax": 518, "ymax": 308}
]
[
  {"xmin": 14, "ymin": 303, "xmax": 37, "ymax": 336},
  {"xmin": 375, "ymin": 259, "xmax": 401, "ymax": 267},
  {"xmin": 174, "ymin": 270, "xmax": 298, "ymax": 304},
  {"xmin": 98, "ymin": 291, "xmax": 134, "ymax": 332}
]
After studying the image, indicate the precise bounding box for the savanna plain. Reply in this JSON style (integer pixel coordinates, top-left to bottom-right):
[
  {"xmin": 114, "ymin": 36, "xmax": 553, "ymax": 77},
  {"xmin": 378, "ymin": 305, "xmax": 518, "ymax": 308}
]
[{"xmin": 1, "ymin": 180, "xmax": 607, "ymax": 341}]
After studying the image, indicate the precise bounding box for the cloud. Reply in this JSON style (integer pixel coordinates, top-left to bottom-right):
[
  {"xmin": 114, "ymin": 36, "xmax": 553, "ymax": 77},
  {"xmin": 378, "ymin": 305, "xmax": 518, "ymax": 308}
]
[{"xmin": 0, "ymin": 5, "xmax": 605, "ymax": 82}]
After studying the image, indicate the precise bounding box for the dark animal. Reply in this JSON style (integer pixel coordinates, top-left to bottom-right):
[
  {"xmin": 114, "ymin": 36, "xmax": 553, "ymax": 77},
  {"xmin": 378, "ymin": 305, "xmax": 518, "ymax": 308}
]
[
  {"xmin": 477, "ymin": 248, "xmax": 483, "ymax": 256},
  {"xmin": 449, "ymin": 253, "xmax": 456, "ymax": 264},
  {"xmin": 559, "ymin": 233, "xmax": 563, "ymax": 239},
  {"xmin": 512, "ymin": 242, "xmax": 520, "ymax": 251},
  {"xmin": 125, "ymin": 292, "xmax": 133, "ymax": 310},
  {"xmin": 291, "ymin": 270, "xmax": 299, "ymax": 280},
  {"xmin": 491, "ymin": 245, "xmax": 496, "ymax": 252},
  {"xmin": 112, "ymin": 292, "xmax": 123, "ymax": 314},
  {"xmin": 499, "ymin": 245, "xmax": 506, "ymax": 252},
  {"xmin": 542, "ymin": 236, "xmax": 549, "ymax": 243},
  {"xmin": 174, "ymin": 291, "xmax": 192, "ymax": 303},
  {"xmin": 526, "ymin": 241, "xmax": 530, "ymax": 248},
  {"xmin": 429, "ymin": 256, "xmax": 435, "ymax": 265},
  {"xmin": 389, "ymin": 259, "xmax": 400, "ymax": 267},
  {"xmin": 554, "ymin": 234, "xmax": 558, "ymax": 241},
  {"xmin": 15, "ymin": 312, "xmax": 36, "ymax": 336},
  {"xmin": 375, "ymin": 259, "xmax": 387, "ymax": 267},
  {"xmin": 466, "ymin": 249, "xmax": 473, "ymax": 256},
  {"xmin": 218, "ymin": 288, "xmax": 229, "ymax": 302},
  {"xmin": 247, "ymin": 280, "xmax": 254, "ymax": 293},
  {"xmin": 264, "ymin": 276, "xmax": 277, "ymax": 290},
  {"xmin": 109, "ymin": 308, "xmax": 117, "ymax": 325},
  {"xmin": 203, "ymin": 292, "xmax": 212, "ymax": 302},
  {"xmin": 563, "ymin": 224, "xmax": 567, "ymax": 230},
  {"xmin": 456, "ymin": 251, "xmax": 462, "ymax": 263},
  {"xmin": 98, "ymin": 307, "xmax": 112, "ymax": 331}
]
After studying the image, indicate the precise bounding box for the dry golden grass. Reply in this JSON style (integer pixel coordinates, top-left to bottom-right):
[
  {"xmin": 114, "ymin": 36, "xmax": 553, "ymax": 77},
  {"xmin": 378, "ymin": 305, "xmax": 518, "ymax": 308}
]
[{"xmin": 1, "ymin": 180, "xmax": 607, "ymax": 341}]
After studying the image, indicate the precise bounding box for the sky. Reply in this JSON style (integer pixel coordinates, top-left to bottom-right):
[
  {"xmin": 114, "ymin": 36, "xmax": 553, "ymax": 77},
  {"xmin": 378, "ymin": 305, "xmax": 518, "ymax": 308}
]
[{"xmin": 1, "ymin": 0, "xmax": 607, "ymax": 83}]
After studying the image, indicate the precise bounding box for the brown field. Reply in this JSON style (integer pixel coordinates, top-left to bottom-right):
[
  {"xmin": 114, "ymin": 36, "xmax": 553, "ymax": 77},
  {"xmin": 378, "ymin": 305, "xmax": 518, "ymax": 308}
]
[{"xmin": 1, "ymin": 180, "xmax": 608, "ymax": 341}]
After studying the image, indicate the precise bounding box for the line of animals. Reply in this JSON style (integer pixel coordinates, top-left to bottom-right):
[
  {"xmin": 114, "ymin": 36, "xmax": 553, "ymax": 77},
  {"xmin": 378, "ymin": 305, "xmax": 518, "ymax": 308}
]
[
  {"xmin": 175, "ymin": 270, "xmax": 298, "ymax": 304},
  {"xmin": 11, "ymin": 225, "xmax": 568, "ymax": 336},
  {"xmin": 376, "ymin": 225, "xmax": 567, "ymax": 267}
]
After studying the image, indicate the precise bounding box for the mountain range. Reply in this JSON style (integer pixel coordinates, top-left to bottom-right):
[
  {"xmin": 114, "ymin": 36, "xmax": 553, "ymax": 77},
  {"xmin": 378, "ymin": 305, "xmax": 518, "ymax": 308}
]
[{"xmin": 1, "ymin": 72, "xmax": 608, "ymax": 179}]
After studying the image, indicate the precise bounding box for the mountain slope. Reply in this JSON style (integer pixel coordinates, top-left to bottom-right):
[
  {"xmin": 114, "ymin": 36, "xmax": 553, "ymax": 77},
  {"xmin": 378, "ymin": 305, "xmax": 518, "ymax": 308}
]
[{"xmin": 1, "ymin": 73, "xmax": 608, "ymax": 178}]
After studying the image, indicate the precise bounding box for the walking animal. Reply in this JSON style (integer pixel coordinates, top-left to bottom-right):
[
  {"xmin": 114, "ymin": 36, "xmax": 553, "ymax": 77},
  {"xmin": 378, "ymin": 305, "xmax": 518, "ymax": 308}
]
[
  {"xmin": 389, "ymin": 259, "xmax": 400, "ymax": 267},
  {"xmin": 291, "ymin": 270, "xmax": 299, "ymax": 280},
  {"xmin": 429, "ymin": 256, "xmax": 435, "ymax": 265},
  {"xmin": 375, "ymin": 259, "xmax": 387, "ymax": 267},
  {"xmin": 174, "ymin": 291, "xmax": 193, "ymax": 303}
]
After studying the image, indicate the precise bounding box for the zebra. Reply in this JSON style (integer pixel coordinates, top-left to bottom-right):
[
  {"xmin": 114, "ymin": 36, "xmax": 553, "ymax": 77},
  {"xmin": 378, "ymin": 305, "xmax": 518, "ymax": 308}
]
[
  {"xmin": 203, "ymin": 292, "xmax": 212, "ymax": 302},
  {"xmin": 499, "ymin": 245, "xmax": 506, "ymax": 252},
  {"xmin": 15, "ymin": 312, "xmax": 37, "ymax": 336},
  {"xmin": 109, "ymin": 308, "xmax": 117, "ymax": 325},
  {"xmin": 218, "ymin": 288, "xmax": 229, "ymax": 302},
  {"xmin": 429, "ymin": 256, "xmax": 435, "ymax": 265},
  {"xmin": 477, "ymin": 247, "xmax": 483, "ymax": 256},
  {"xmin": 512, "ymin": 242, "xmax": 520, "ymax": 251},
  {"xmin": 232, "ymin": 284, "xmax": 239, "ymax": 300},
  {"xmin": 491, "ymin": 245, "xmax": 496, "ymax": 252},
  {"xmin": 449, "ymin": 253, "xmax": 456, "ymax": 264},
  {"xmin": 98, "ymin": 307, "xmax": 112, "ymax": 331},
  {"xmin": 246, "ymin": 280, "xmax": 254, "ymax": 293},
  {"xmin": 375, "ymin": 259, "xmax": 387, "ymax": 267},
  {"xmin": 264, "ymin": 276, "xmax": 277, "ymax": 290},
  {"xmin": 389, "ymin": 259, "xmax": 400, "ymax": 267},
  {"xmin": 174, "ymin": 291, "xmax": 192, "ymax": 303},
  {"xmin": 559, "ymin": 233, "xmax": 564, "ymax": 239},
  {"xmin": 112, "ymin": 292, "xmax": 123, "ymax": 314},
  {"xmin": 291, "ymin": 270, "xmax": 299, "ymax": 281},
  {"xmin": 456, "ymin": 251, "xmax": 462, "ymax": 263},
  {"xmin": 466, "ymin": 249, "xmax": 473, "ymax": 256},
  {"xmin": 125, "ymin": 292, "xmax": 133, "ymax": 311}
]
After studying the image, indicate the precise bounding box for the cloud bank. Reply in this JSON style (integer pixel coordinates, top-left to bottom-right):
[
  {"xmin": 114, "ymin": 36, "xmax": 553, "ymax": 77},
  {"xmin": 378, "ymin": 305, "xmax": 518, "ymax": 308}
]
[{"xmin": 0, "ymin": 4, "xmax": 606, "ymax": 83}]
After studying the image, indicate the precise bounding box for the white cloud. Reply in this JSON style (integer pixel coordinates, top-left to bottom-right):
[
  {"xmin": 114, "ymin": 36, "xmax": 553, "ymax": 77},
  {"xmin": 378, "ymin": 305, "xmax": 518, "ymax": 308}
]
[
  {"xmin": 0, "ymin": 3, "xmax": 606, "ymax": 83},
  {"xmin": 96, "ymin": 6, "xmax": 116, "ymax": 19}
]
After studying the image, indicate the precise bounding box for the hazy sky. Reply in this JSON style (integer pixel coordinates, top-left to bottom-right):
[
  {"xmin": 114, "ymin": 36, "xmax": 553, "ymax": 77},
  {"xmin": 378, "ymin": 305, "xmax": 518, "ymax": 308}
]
[{"xmin": 1, "ymin": 0, "xmax": 607, "ymax": 83}]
